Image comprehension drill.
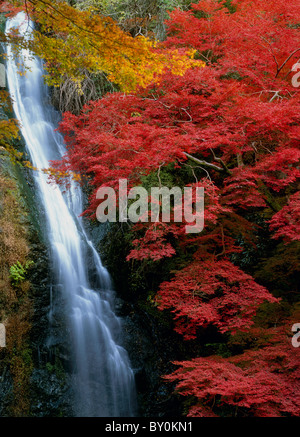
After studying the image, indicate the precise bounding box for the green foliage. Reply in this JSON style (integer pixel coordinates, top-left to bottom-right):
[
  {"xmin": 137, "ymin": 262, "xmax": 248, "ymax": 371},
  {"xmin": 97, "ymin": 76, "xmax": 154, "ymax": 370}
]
[
  {"xmin": 76, "ymin": 0, "xmax": 192, "ymax": 40},
  {"xmin": 45, "ymin": 362, "xmax": 53, "ymax": 373},
  {"xmin": 254, "ymin": 242, "xmax": 300, "ymax": 302},
  {"xmin": 46, "ymin": 355, "xmax": 65, "ymax": 381},
  {"xmin": 0, "ymin": 13, "xmax": 7, "ymax": 33},
  {"xmin": 253, "ymin": 301, "xmax": 293, "ymax": 329},
  {"xmin": 220, "ymin": 0, "xmax": 236, "ymax": 14},
  {"xmin": 9, "ymin": 260, "xmax": 33, "ymax": 287},
  {"xmin": 203, "ymin": 342, "xmax": 231, "ymax": 358}
]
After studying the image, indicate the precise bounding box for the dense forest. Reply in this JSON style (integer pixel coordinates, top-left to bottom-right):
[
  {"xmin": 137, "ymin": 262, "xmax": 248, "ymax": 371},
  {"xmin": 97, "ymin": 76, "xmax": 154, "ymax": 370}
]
[{"xmin": 0, "ymin": 0, "xmax": 299, "ymax": 418}]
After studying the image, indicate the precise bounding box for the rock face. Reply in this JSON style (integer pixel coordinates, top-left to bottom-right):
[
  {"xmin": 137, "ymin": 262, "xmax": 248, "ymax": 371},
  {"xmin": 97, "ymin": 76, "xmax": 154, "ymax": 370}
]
[
  {"xmin": 28, "ymin": 238, "xmax": 75, "ymax": 417},
  {"xmin": 0, "ymin": 367, "xmax": 13, "ymax": 416},
  {"xmin": 113, "ymin": 298, "xmax": 185, "ymax": 417}
]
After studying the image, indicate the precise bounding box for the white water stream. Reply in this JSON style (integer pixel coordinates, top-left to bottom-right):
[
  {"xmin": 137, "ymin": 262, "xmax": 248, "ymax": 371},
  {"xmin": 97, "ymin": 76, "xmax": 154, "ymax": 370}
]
[{"xmin": 6, "ymin": 12, "xmax": 136, "ymax": 417}]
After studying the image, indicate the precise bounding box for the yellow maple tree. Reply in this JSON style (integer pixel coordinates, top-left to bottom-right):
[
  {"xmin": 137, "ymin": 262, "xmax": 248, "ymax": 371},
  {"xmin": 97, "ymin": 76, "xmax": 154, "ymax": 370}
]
[{"xmin": 5, "ymin": 0, "xmax": 202, "ymax": 92}]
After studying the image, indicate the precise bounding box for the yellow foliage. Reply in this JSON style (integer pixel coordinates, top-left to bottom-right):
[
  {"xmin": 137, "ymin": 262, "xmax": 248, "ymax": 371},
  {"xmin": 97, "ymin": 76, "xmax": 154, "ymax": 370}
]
[
  {"xmin": 0, "ymin": 118, "xmax": 20, "ymax": 143},
  {"xmin": 7, "ymin": 0, "xmax": 203, "ymax": 92},
  {"xmin": 0, "ymin": 91, "xmax": 21, "ymax": 160}
]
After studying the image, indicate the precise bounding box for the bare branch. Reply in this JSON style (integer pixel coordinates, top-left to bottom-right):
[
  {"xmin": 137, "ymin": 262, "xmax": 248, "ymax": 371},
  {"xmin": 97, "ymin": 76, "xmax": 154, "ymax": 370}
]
[{"xmin": 184, "ymin": 152, "xmax": 232, "ymax": 175}]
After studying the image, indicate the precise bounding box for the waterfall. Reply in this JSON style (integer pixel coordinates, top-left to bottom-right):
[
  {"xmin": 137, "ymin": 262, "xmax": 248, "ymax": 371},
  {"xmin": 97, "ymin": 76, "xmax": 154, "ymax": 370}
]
[{"xmin": 5, "ymin": 12, "xmax": 136, "ymax": 417}]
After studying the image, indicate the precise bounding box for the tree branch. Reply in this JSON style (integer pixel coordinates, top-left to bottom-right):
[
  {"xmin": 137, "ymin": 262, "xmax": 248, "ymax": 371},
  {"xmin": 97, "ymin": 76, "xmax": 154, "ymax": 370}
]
[
  {"xmin": 275, "ymin": 48, "xmax": 300, "ymax": 78},
  {"xmin": 183, "ymin": 152, "xmax": 232, "ymax": 175}
]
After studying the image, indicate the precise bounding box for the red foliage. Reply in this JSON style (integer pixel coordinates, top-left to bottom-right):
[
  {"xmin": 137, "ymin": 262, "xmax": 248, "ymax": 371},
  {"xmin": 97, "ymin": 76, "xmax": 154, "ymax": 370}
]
[
  {"xmin": 156, "ymin": 258, "xmax": 278, "ymax": 339},
  {"xmin": 165, "ymin": 325, "xmax": 300, "ymax": 416},
  {"xmin": 269, "ymin": 192, "xmax": 300, "ymax": 242},
  {"xmin": 126, "ymin": 223, "xmax": 177, "ymax": 261},
  {"xmin": 56, "ymin": 0, "xmax": 300, "ymax": 236},
  {"xmin": 54, "ymin": 0, "xmax": 300, "ymax": 324},
  {"xmin": 0, "ymin": 1, "xmax": 23, "ymax": 17}
]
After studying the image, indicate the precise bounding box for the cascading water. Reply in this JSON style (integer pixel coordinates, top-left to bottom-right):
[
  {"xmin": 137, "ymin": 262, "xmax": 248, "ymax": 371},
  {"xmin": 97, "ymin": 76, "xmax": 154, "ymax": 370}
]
[{"xmin": 5, "ymin": 12, "xmax": 136, "ymax": 417}]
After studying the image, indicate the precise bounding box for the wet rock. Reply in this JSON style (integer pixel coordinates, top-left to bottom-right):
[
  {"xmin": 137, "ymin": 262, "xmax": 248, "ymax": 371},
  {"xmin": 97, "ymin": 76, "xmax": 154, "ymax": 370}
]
[
  {"xmin": 0, "ymin": 367, "xmax": 13, "ymax": 416},
  {"xmin": 30, "ymin": 369, "xmax": 74, "ymax": 417},
  {"xmin": 118, "ymin": 305, "xmax": 185, "ymax": 417}
]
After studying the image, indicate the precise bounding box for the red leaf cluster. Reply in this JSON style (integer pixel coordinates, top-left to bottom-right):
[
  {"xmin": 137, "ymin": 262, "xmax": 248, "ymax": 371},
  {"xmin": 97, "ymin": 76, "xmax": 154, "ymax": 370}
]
[
  {"xmin": 165, "ymin": 324, "xmax": 300, "ymax": 416},
  {"xmin": 156, "ymin": 258, "xmax": 278, "ymax": 339}
]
